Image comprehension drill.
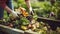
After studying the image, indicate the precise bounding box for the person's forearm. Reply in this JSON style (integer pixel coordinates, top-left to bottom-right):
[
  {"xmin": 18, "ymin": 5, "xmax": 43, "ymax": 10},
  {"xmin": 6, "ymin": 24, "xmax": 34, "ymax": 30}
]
[
  {"xmin": 25, "ymin": 0, "xmax": 31, "ymax": 9},
  {"xmin": 4, "ymin": 5, "xmax": 12, "ymax": 13},
  {"xmin": 25, "ymin": 0, "xmax": 34, "ymax": 15}
]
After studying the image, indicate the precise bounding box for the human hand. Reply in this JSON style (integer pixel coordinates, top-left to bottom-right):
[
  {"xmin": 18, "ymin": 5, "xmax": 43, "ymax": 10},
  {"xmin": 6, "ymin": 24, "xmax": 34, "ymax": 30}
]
[
  {"xmin": 29, "ymin": 7, "xmax": 34, "ymax": 16},
  {"xmin": 11, "ymin": 11, "xmax": 18, "ymax": 17}
]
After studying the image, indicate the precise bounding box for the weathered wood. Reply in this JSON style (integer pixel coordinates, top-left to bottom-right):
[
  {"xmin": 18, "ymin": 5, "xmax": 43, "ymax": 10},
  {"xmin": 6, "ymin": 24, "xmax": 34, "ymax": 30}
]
[
  {"xmin": 37, "ymin": 17, "xmax": 60, "ymax": 31},
  {"xmin": 0, "ymin": 25, "xmax": 24, "ymax": 34},
  {"xmin": 0, "ymin": 25, "xmax": 38, "ymax": 34}
]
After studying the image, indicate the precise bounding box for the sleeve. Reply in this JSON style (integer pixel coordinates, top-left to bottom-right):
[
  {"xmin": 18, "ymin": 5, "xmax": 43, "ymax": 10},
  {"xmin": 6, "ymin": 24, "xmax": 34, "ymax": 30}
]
[{"xmin": 0, "ymin": 0, "xmax": 6, "ymax": 9}]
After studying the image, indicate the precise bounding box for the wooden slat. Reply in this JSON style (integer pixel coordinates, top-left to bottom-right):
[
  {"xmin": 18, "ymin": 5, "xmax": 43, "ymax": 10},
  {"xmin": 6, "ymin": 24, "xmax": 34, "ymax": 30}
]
[
  {"xmin": 37, "ymin": 17, "xmax": 60, "ymax": 31},
  {"xmin": 0, "ymin": 25, "xmax": 38, "ymax": 34},
  {"xmin": 0, "ymin": 25, "xmax": 24, "ymax": 34}
]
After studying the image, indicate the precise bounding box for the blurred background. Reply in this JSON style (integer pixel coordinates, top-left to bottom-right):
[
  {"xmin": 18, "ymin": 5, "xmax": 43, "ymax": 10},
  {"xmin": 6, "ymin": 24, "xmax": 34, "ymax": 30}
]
[{"xmin": 4, "ymin": 0, "xmax": 60, "ymax": 20}]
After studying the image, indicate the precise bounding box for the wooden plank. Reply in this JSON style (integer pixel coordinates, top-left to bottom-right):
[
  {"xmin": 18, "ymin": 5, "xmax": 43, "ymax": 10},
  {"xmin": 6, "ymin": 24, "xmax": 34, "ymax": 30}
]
[
  {"xmin": 37, "ymin": 17, "xmax": 60, "ymax": 25},
  {"xmin": 37, "ymin": 17, "xmax": 60, "ymax": 23},
  {"xmin": 0, "ymin": 25, "xmax": 38, "ymax": 34},
  {"xmin": 37, "ymin": 17, "xmax": 60, "ymax": 31},
  {"xmin": 0, "ymin": 25, "xmax": 24, "ymax": 34}
]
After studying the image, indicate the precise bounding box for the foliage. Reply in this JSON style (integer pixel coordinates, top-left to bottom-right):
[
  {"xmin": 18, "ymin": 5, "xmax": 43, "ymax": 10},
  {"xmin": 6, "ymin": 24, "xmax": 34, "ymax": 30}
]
[
  {"xmin": 55, "ymin": 1, "xmax": 60, "ymax": 19},
  {"xmin": 20, "ymin": 17, "xmax": 30, "ymax": 25},
  {"xmin": 31, "ymin": 2, "xmax": 51, "ymax": 17},
  {"xmin": 13, "ymin": 0, "xmax": 28, "ymax": 9}
]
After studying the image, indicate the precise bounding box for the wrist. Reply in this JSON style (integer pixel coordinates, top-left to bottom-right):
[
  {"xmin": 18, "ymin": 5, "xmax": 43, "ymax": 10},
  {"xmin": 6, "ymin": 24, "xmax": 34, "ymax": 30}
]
[
  {"xmin": 11, "ymin": 11, "xmax": 14, "ymax": 13},
  {"xmin": 29, "ymin": 7, "xmax": 32, "ymax": 12}
]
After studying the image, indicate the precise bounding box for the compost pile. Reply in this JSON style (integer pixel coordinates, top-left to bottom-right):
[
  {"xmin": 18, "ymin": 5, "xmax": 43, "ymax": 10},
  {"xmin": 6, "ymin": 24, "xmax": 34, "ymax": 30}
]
[{"xmin": 0, "ymin": 7, "xmax": 60, "ymax": 34}]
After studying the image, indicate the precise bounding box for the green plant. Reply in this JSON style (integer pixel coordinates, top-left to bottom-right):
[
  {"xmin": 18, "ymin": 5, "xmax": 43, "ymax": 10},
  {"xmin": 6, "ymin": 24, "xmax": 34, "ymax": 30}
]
[{"xmin": 20, "ymin": 17, "xmax": 30, "ymax": 25}]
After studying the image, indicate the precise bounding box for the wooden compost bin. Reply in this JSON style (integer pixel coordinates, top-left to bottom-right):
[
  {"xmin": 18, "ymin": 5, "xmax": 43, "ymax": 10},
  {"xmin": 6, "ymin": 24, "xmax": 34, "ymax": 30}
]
[{"xmin": 0, "ymin": 25, "xmax": 37, "ymax": 34}]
